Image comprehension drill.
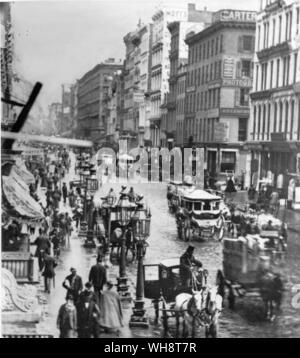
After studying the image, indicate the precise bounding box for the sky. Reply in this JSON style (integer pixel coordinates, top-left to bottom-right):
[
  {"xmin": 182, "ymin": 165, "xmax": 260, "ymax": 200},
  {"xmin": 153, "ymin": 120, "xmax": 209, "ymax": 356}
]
[{"xmin": 11, "ymin": 0, "xmax": 261, "ymax": 110}]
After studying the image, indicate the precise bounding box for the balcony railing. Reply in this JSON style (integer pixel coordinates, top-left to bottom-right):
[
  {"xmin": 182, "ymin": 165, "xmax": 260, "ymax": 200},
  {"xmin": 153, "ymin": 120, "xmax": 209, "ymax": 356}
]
[{"xmin": 2, "ymin": 252, "xmax": 37, "ymax": 283}]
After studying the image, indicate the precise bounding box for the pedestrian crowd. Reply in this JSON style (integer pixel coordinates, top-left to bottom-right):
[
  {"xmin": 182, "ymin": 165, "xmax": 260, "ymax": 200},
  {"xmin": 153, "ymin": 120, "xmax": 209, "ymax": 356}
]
[{"xmin": 25, "ymin": 146, "xmax": 123, "ymax": 338}]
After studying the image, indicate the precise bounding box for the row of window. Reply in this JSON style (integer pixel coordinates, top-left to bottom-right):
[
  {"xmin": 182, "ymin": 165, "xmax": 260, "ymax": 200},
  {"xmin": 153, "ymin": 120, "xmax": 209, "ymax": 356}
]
[
  {"xmin": 189, "ymin": 35, "xmax": 224, "ymax": 64},
  {"xmin": 252, "ymin": 99, "xmax": 299, "ymax": 141},
  {"xmin": 186, "ymin": 88, "xmax": 221, "ymax": 113},
  {"xmin": 258, "ymin": 7, "xmax": 300, "ymax": 51},
  {"xmin": 186, "ymin": 61, "xmax": 222, "ymax": 87},
  {"xmin": 185, "ymin": 117, "xmax": 219, "ymax": 143},
  {"xmin": 256, "ymin": 52, "xmax": 298, "ymax": 91}
]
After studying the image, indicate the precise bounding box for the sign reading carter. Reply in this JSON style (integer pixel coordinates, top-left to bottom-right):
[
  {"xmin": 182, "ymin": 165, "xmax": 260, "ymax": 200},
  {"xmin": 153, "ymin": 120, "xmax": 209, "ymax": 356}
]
[{"xmin": 213, "ymin": 10, "xmax": 257, "ymax": 23}]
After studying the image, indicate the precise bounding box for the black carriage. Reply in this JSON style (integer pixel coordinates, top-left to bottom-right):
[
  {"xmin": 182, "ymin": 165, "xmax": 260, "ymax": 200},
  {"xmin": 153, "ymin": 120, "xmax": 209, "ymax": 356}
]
[{"xmin": 143, "ymin": 259, "xmax": 212, "ymax": 337}]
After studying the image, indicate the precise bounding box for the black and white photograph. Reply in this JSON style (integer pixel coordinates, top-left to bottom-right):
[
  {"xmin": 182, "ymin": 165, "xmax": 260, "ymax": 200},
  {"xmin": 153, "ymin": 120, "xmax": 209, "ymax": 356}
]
[{"xmin": 1, "ymin": 0, "xmax": 300, "ymax": 341}]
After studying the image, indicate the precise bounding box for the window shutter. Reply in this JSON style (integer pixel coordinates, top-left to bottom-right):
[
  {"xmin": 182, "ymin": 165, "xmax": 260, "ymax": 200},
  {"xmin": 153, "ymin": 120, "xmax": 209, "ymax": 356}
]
[
  {"xmin": 236, "ymin": 61, "xmax": 241, "ymax": 78},
  {"xmin": 235, "ymin": 88, "xmax": 241, "ymax": 107},
  {"xmin": 251, "ymin": 36, "xmax": 255, "ymax": 52},
  {"xmin": 238, "ymin": 36, "xmax": 243, "ymax": 52},
  {"xmin": 250, "ymin": 61, "xmax": 254, "ymax": 79}
]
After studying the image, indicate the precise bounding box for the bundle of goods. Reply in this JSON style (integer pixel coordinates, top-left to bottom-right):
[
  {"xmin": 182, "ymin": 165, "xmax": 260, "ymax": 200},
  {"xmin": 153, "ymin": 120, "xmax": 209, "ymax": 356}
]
[
  {"xmin": 256, "ymin": 213, "xmax": 282, "ymax": 230},
  {"xmin": 223, "ymin": 235, "xmax": 270, "ymax": 284}
]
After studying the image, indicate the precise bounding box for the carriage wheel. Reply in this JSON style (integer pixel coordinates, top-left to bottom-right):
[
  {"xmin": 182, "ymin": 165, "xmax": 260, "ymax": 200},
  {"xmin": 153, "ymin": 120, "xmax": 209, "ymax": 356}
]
[{"xmin": 228, "ymin": 286, "xmax": 236, "ymax": 310}]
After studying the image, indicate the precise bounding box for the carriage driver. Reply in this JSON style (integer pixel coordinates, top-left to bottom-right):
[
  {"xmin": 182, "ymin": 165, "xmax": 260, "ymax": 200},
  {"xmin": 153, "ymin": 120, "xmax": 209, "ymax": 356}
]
[{"xmin": 180, "ymin": 246, "xmax": 203, "ymax": 289}]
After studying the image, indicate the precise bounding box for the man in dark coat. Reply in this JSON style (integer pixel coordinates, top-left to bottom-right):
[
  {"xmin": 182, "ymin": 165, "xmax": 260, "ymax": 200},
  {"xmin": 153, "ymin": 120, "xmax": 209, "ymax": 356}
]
[
  {"xmin": 63, "ymin": 268, "xmax": 83, "ymax": 304},
  {"xmin": 62, "ymin": 182, "xmax": 68, "ymax": 205},
  {"xmin": 33, "ymin": 229, "xmax": 51, "ymax": 271},
  {"xmin": 76, "ymin": 282, "xmax": 100, "ymax": 338},
  {"xmin": 180, "ymin": 246, "xmax": 202, "ymax": 290},
  {"xmin": 88, "ymin": 257, "xmax": 107, "ymax": 304},
  {"xmin": 42, "ymin": 250, "xmax": 57, "ymax": 293}
]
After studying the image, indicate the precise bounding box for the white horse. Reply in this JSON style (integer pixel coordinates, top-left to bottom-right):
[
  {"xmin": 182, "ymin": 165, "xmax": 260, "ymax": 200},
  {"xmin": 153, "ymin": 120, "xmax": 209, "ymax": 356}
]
[{"xmin": 174, "ymin": 286, "xmax": 222, "ymax": 338}]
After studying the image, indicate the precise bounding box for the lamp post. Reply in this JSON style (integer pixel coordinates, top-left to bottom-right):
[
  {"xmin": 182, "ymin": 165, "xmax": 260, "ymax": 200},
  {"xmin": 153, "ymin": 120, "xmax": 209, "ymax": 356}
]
[
  {"xmin": 101, "ymin": 195, "xmax": 115, "ymax": 268},
  {"xmin": 84, "ymin": 172, "xmax": 99, "ymax": 247},
  {"xmin": 129, "ymin": 206, "xmax": 151, "ymax": 328},
  {"xmin": 115, "ymin": 193, "xmax": 136, "ymax": 304}
]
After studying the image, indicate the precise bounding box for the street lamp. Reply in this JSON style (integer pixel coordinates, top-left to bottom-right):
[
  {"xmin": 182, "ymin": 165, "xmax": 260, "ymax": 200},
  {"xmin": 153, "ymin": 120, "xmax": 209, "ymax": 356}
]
[
  {"xmin": 101, "ymin": 194, "xmax": 116, "ymax": 268},
  {"xmin": 129, "ymin": 206, "xmax": 151, "ymax": 328},
  {"xmin": 84, "ymin": 173, "xmax": 99, "ymax": 248},
  {"xmin": 115, "ymin": 193, "xmax": 136, "ymax": 304}
]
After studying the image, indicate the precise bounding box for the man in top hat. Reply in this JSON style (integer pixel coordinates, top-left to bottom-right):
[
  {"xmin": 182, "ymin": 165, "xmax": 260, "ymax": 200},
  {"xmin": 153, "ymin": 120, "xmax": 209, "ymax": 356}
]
[
  {"xmin": 180, "ymin": 246, "xmax": 203, "ymax": 290},
  {"xmin": 63, "ymin": 268, "xmax": 83, "ymax": 304}
]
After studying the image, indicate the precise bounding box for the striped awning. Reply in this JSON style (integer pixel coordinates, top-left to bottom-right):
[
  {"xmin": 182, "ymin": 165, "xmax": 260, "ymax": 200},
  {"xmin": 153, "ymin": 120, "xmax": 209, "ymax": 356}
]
[{"xmin": 2, "ymin": 173, "xmax": 44, "ymax": 222}]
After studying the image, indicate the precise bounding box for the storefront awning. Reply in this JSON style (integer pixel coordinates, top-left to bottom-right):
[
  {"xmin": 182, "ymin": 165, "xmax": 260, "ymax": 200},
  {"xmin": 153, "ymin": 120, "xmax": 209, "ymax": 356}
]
[
  {"xmin": 11, "ymin": 159, "xmax": 35, "ymax": 185},
  {"xmin": 2, "ymin": 174, "xmax": 44, "ymax": 222}
]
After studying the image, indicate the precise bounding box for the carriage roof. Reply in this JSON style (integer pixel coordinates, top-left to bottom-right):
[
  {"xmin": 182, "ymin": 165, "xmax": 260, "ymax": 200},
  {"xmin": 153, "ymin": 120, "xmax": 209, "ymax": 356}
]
[
  {"xmin": 159, "ymin": 258, "xmax": 180, "ymax": 269},
  {"xmin": 181, "ymin": 189, "xmax": 221, "ymax": 202}
]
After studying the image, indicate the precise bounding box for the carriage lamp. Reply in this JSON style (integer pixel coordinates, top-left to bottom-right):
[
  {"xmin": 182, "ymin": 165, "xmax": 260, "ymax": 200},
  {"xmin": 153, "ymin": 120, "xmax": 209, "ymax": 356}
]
[
  {"xmin": 86, "ymin": 176, "xmax": 98, "ymax": 192},
  {"xmin": 116, "ymin": 194, "xmax": 136, "ymax": 305},
  {"xmin": 129, "ymin": 207, "xmax": 151, "ymax": 328},
  {"xmin": 132, "ymin": 207, "xmax": 151, "ymax": 238},
  {"xmin": 115, "ymin": 194, "xmax": 136, "ymax": 226}
]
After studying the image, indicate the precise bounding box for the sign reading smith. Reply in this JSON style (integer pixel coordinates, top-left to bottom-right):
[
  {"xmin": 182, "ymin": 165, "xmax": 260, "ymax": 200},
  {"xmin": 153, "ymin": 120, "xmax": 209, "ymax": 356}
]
[{"xmin": 213, "ymin": 10, "xmax": 257, "ymax": 23}]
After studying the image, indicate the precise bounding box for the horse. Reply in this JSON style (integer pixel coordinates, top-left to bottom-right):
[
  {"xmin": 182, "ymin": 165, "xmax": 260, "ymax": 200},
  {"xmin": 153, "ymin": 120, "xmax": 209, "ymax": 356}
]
[
  {"xmin": 258, "ymin": 271, "xmax": 284, "ymax": 321},
  {"xmin": 174, "ymin": 286, "xmax": 223, "ymax": 338}
]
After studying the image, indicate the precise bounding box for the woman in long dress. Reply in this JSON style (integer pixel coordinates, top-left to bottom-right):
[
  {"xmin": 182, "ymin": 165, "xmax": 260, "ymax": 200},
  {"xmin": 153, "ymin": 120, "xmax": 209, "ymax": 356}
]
[{"xmin": 99, "ymin": 282, "xmax": 123, "ymax": 333}]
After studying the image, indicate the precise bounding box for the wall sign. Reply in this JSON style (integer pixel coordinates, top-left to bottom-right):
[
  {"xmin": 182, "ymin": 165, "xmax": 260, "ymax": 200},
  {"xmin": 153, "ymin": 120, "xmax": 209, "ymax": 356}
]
[
  {"xmin": 214, "ymin": 122, "xmax": 229, "ymax": 142},
  {"xmin": 222, "ymin": 78, "xmax": 252, "ymax": 87},
  {"xmin": 220, "ymin": 108, "xmax": 249, "ymax": 117},
  {"xmin": 223, "ymin": 57, "xmax": 235, "ymax": 78},
  {"xmin": 213, "ymin": 10, "xmax": 257, "ymax": 23}
]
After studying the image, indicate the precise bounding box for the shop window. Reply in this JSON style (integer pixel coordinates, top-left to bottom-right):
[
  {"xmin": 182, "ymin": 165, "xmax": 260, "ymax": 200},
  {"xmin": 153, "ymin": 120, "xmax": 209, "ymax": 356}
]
[{"xmin": 221, "ymin": 152, "xmax": 236, "ymax": 172}]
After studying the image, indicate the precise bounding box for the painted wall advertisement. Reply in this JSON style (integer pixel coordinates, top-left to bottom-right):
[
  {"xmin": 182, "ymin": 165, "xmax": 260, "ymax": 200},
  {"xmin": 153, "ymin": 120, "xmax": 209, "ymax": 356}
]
[
  {"xmin": 214, "ymin": 122, "xmax": 229, "ymax": 142},
  {"xmin": 223, "ymin": 57, "xmax": 235, "ymax": 78}
]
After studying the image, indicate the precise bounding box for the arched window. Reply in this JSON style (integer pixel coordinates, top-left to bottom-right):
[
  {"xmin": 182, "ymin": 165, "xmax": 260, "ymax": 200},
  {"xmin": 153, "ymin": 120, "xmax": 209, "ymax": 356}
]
[
  {"xmin": 279, "ymin": 101, "xmax": 283, "ymax": 132},
  {"xmin": 253, "ymin": 106, "xmax": 257, "ymax": 140},
  {"xmin": 290, "ymin": 100, "xmax": 295, "ymax": 140},
  {"xmin": 273, "ymin": 102, "xmax": 277, "ymax": 132},
  {"xmin": 262, "ymin": 104, "xmax": 266, "ymax": 140},
  {"xmin": 285, "ymin": 101, "xmax": 289, "ymax": 138},
  {"xmin": 258, "ymin": 105, "xmax": 261, "ymax": 140}
]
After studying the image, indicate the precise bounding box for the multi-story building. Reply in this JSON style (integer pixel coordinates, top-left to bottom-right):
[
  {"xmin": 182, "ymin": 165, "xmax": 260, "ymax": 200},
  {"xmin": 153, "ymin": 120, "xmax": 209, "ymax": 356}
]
[
  {"xmin": 77, "ymin": 58, "xmax": 123, "ymax": 143},
  {"xmin": 185, "ymin": 9, "xmax": 256, "ymax": 179},
  {"xmin": 176, "ymin": 62, "xmax": 188, "ymax": 146},
  {"xmin": 164, "ymin": 6, "xmax": 213, "ymax": 148},
  {"xmin": 150, "ymin": 4, "xmax": 192, "ymax": 147},
  {"xmin": 247, "ymin": 0, "xmax": 300, "ymax": 194},
  {"xmin": 60, "ymin": 84, "xmax": 73, "ymax": 137},
  {"xmin": 104, "ymin": 69, "xmax": 123, "ymax": 144},
  {"xmin": 123, "ymin": 22, "xmax": 152, "ymax": 149},
  {"xmin": 48, "ymin": 102, "xmax": 62, "ymax": 135}
]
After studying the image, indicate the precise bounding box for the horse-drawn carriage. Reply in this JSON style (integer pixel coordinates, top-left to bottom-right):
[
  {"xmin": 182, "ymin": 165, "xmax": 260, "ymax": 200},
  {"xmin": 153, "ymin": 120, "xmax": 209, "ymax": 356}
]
[
  {"xmin": 167, "ymin": 180, "xmax": 195, "ymax": 213},
  {"xmin": 144, "ymin": 259, "xmax": 222, "ymax": 337},
  {"xmin": 216, "ymin": 235, "xmax": 285, "ymax": 321},
  {"xmin": 175, "ymin": 190, "xmax": 226, "ymax": 241}
]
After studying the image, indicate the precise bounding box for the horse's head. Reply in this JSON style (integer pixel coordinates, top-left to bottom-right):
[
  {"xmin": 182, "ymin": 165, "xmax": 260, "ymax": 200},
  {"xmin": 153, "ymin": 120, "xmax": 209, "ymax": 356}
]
[{"xmin": 205, "ymin": 286, "xmax": 223, "ymax": 316}]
